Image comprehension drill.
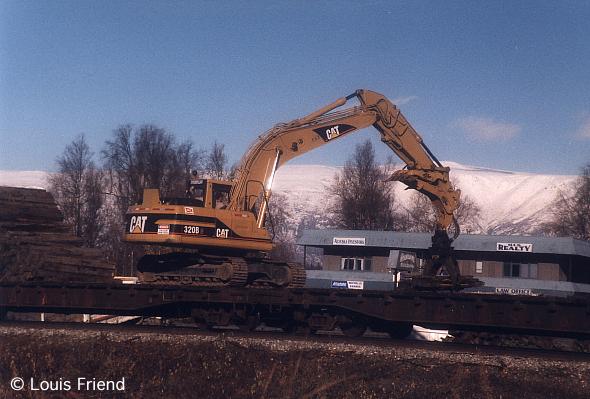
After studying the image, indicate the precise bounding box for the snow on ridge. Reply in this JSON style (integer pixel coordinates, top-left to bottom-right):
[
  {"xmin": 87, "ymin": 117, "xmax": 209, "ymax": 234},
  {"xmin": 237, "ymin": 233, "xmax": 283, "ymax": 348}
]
[
  {"xmin": 0, "ymin": 162, "xmax": 577, "ymax": 235},
  {"xmin": 442, "ymin": 161, "xmax": 518, "ymax": 175},
  {"xmin": 0, "ymin": 170, "xmax": 50, "ymax": 190}
]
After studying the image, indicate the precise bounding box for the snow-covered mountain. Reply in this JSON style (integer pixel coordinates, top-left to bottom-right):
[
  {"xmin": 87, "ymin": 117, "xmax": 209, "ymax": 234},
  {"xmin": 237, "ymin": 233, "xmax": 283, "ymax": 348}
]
[
  {"xmin": 272, "ymin": 162, "xmax": 576, "ymax": 235},
  {"xmin": 0, "ymin": 163, "xmax": 576, "ymax": 235},
  {"xmin": 443, "ymin": 162, "xmax": 574, "ymax": 234}
]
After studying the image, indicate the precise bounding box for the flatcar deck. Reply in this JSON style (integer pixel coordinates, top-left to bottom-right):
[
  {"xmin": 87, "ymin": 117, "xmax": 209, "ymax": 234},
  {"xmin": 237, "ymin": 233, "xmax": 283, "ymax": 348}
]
[{"xmin": 1, "ymin": 281, "xmax": 589, "ymax": 338}]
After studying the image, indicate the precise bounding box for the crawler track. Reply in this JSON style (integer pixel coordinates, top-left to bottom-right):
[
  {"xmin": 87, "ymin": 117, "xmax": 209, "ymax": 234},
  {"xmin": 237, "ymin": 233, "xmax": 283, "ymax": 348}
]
[{"xmin": 137, "ymin": 253, "xmax": 306, "ymax": 288}]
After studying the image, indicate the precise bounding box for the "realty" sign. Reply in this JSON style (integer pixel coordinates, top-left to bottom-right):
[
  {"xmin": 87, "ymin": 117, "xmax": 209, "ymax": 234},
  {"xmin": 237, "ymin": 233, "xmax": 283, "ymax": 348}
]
[{"xmin": 496, "ymin": 242, "xmax": 533, "ymax": 252}]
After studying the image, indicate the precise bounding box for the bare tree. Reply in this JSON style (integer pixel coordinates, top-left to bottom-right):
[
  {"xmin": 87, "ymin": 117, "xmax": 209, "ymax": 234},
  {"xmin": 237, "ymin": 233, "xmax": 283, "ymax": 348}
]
[
  {"xmin": 455, "ymin": 193, "xmax": 483, "ymax": 234},
  {"xmin": 544, "ymin": 163, "xmax": 590, "ymax": 240},
  {"xmin": 81, "ymin": 166, "xmax": 104, "ymax": 247},
  {"xmin": 49, "ymin": 134, "xmax": 105, "ymax": 247},
  {"xmin": 170, "ymin": 140, "xmax": 205, "ymax": 195},
  {"xmin": 207, "ymin": 141, "xmax": 228, "ymax": 179},
  {"xmin": 401, "ymin": 189, "xmax": 482, "ymax": 234},
  {"xmin": 102, "ymin": 124, "xmax": 204, "ymax": 214},
  {"xmin": 50, "ymin": 135, "xmax": 91, "ymax": 237},
  {"xmin": 135, "ymin": 124, "xmax": 176, "ymax": 194},
  {"xmin": 98, "ymin": 200, "xmax": 131, "ymax": 271},
  {"xmin": 102, "ymin": 124, "xmax": 138, "ymax": 216},
  {"xmin": 227, "ymin": 161, "xmax": 240, "ymax": 181},
  {"xmin": 330, "ymin": 140, "xmax": 398, "ymax": 230},
  {"xmin": 266, "ymin": 193, "xmax": 296, "ymax": 260},
  {"xmin": 399, "ymin": 192, "xmax": 433, "ymax": 233}
]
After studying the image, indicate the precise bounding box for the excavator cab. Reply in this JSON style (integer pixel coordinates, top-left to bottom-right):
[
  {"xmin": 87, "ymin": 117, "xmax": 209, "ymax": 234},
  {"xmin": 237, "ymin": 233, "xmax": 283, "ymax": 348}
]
[
  {"xmin": 166, "ymin": 178, "xmax": 233, "ymax": 209},
  {"xmin": 186, "ymin": 176, "xmax": 206, "ymax": 207}
]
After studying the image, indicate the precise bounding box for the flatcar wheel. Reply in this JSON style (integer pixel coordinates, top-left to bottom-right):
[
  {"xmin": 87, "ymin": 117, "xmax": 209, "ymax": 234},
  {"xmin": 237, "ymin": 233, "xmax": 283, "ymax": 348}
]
[
  {"xmin": 194, "ymin": 320, "xmax": 216, "ymax": 331},
  {"xmin": 386, "ymin": 322, "xmax": 414, "ymax": 339},
  {"xmin": 281, "ymin": 321, "xmax": 298, "ymax": 334},
  {"xmin": 238, "ymin": 316, "xmax": 260, "ymax": 332},
  {"xmin": 340, "ymin": 322, "xmax": 367, "ymax": 338},
  {"xmin": 301, "ymin": 326, "xmax": 318, "ymax": 336}
]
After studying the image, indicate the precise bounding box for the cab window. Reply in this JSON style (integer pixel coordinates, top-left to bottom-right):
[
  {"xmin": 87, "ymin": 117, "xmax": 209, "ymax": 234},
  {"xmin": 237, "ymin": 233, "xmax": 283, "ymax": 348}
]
[
  {"xmin": 187, "ymin": 179, "xmax": 206, "ymax": 207},
  {"xmin": 212, "ymin": 183, "xmax": 231, "ymax": 209}
]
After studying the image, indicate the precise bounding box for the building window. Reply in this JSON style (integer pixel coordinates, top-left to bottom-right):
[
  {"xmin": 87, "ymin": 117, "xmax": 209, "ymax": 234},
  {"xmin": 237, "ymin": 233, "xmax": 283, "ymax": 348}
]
[
  {"xmin": 341, "ymin": 257, "xmax": 372, "ymax": 271},
  {"xmin": 475, "ymin": 261, "xmax": 483, "ymax": 274},
  {"xmin": 503, "ymin": 262, "xmax": 538, "ymax": 279},
  {"xmin": 522, "ymin": 263, "xmax": 538, "ymax": 279},
  {"xmin": 504, "ymin": 263, "xmax": 520, "ymax": 277}
]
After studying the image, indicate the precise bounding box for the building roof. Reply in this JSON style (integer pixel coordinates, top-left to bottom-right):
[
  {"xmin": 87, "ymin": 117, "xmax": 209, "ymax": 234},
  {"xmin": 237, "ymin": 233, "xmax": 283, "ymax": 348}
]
[{"xmin": 297, "ymin": 229, "xmax": 590, "ymax": 258}]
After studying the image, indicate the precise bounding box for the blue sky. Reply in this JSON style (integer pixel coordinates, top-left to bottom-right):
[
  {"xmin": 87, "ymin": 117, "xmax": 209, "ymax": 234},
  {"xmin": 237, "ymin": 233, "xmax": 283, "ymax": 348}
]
[{"xmin": 1, "ymin": 1, "xmax": 589, "ymax": 174}]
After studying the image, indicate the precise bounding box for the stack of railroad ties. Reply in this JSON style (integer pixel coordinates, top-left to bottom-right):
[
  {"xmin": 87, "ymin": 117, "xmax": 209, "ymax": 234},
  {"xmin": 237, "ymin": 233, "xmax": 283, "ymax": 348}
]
[{"xmin": 0, "ymin": 187, "xmax": 115, "ymax": 283}]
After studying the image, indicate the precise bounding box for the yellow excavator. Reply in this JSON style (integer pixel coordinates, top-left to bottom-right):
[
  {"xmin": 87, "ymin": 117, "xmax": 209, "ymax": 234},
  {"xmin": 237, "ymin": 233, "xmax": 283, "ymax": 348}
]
[{"xmin": 124, "ymin": 89, "xmax": 464, "ymax": 288}]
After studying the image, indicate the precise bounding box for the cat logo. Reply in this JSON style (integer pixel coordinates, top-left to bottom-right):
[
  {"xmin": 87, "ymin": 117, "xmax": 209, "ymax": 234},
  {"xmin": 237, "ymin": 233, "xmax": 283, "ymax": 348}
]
[
  {"xmin": 216, "ymin": 228, "xmax": 229, "ymax": 238},
  {"xmin": 313, "ymin": 124, "xmax": 356, "ymax": 142},
  {"xmin": 129, "ymin": 216, "xmax": 147, "ymax": 233}
]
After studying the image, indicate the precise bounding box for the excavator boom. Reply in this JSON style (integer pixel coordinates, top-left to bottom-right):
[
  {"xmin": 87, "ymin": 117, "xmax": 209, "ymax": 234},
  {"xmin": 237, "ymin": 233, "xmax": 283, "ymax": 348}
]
[{"xmin": 229, "ymin": 89, "xmax": 460, "ymax": 234}]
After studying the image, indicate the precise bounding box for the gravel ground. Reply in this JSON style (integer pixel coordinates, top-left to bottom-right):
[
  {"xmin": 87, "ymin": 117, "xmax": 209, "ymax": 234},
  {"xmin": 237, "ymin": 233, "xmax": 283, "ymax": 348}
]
[{"xmin": 1, "ymin": 325, "xmax": 589, "ymax": 398}]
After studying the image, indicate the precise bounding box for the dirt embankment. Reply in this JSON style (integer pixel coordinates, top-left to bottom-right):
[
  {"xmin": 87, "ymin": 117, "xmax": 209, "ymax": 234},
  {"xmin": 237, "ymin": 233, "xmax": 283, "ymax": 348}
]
[{"xmin": 1, "ymin": 326, "xmax": 589, "ymax": 399}]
